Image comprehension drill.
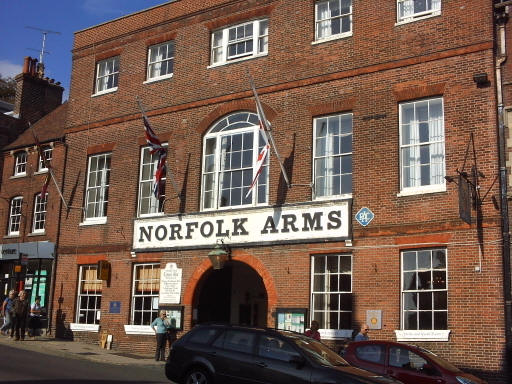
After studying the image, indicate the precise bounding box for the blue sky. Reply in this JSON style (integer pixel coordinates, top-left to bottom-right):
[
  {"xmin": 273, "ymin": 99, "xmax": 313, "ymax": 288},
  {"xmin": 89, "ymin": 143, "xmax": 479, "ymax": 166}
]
[{"xmin": 0, "ymin": 0, "xmax": 170, "ymax": 100}]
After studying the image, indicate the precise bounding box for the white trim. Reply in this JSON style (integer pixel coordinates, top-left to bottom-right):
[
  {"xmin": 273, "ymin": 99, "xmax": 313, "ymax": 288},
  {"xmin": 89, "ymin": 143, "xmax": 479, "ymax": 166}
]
[
  {"xmin": 397, "ymin": 184, "xmax": 446, "ymax": 197},
  {"xmin": 124, "ymin": 325, "xmax": 155, "ymax": 335},
  {"xmin": 320, "ymin": 329, "xmax": 353, "ymax": 340},
  {"xmin": 143, "ymin": 73, "xmax": 173, "ymax": 84},
  {"xmin": 207, "ymin": 52, "xmax": 268, "ymax": 69},
  {"xmin": 395, "ymin": 329, "xmax": 450, "ymax": 342},
  {"xmin": 9, "ymin": 174, "xmax": 27, "ymax": 179},
  {"xmin": 311, "ymin": 32, "xmax": 352, "ymax": 45},
  {"xmin": 395, "ymin": 11, "xmax": 440, "ymax": 26},
  {"xmin": 80, "ymin": 217, "xmax": 108, "ymax": 226},
  {"xmin": 91, "ymin": 87, "xmax": 118, "ymax": 97},
  {"xmin": 33, "ymin": 170, "xmax": 49, "ymax": 175},
  {"xmin": 70, "ymin": 323, "xmax": 100, "ymax": 332}
]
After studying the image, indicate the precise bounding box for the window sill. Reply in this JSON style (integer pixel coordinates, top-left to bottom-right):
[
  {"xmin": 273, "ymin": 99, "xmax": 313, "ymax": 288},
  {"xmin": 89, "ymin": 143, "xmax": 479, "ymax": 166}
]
[
  {"xmin": 34, "ymin": 170, "xmax": 49, "ymax": 175},
  {"xmin": 319, "ymin": 329, "xmax": 353, "ymax": 340},
  {"xmin": 70, "ymin": 323, "xmax": 100, "ymax": 332},
  {"xmin": 10, "ymin": 174, "xmax": 27, "ymax": 179},
  {"xmin": 397, "ymin": 184, "xmax": 446, "ymax": 197},
  {"xmin": 143, "ymin": 74, "xmax": 173, "ymax": 84},
  {"xmin": 208, "ymin": 52, "xmax": 268, "ymax": 69},
  {"xmin": 80, "ymin": 217, "xmax": 108, "ymax": 226},
  {"xmin": 138, "ymin": 212, "xmax": 165, "ymax": 219},
  {"xmin": 395, "ymin": 12, "xmax": 441, "ymax": 26},
  {"xmin": 395, "ymin": 330, "xmax": 450, "ymax": 342},
  {"xmin": 91, "ymin": 87, "xmax": 118, "ymax": 97},
  {"xmin": 28, "ymin": 231, "xmax": 46, "ymax": 237},
  {"xmin": 312, "ymin": 32, "xmax": 353, "ymax": 45},
  {"xmin": 314, "ymin": 193, "xmax": 352, "ymax": 202},
  {"xmin": 124, "ymin": 325, "xmax": 154, "ymax": 335},
  {"xmin": 3, "ymin": 234, "xmax": 20, "ymax": 239}
]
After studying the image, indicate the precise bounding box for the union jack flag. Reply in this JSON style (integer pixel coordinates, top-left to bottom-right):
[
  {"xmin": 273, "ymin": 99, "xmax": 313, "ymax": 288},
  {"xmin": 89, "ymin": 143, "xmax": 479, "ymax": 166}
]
[{"xmin": 143, "ymin": 115, "xmax": 167, "ymax": 198}]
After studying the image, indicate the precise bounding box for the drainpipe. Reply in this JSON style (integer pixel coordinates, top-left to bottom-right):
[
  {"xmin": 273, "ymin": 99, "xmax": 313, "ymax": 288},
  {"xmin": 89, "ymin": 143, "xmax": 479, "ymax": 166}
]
[{"xmin": 495, "ymin": 2, "xmax": 512, "ymax": 378}]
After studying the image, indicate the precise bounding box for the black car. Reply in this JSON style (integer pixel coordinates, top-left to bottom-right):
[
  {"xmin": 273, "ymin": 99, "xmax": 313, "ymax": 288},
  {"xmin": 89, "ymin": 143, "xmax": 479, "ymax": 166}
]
[{"xmin": 165, "ymin": 324, "xmax": 402, "ymax": 384}]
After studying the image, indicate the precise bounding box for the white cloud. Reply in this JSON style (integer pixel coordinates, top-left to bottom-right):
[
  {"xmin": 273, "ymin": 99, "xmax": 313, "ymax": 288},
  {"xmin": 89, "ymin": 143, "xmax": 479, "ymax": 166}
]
[{"xmin": 0, "ymin": 60, "xmax": 22, "ymax": 78}]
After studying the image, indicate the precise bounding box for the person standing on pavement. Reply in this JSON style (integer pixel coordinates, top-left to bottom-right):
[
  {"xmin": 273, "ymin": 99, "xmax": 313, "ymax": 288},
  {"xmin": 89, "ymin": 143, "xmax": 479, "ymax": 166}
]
[
  {"xmin": 28, "ymin": 296, "xmax": 42, "ymax": 338},
  {"xmin": 0, "ymin": 290, "xmax": 16, "ymax": 336},
  {"xmin": 305, "ymin": 320, "xmax": 321, "ymax": 341},
  {"xmin": 151, "ymin": 311, "xmax": 169, "ymax": 361},
  {"xmin": 11, "ymin": 290, "xmax": 30, "ymax": 341},
  {"xmin": 354, "ymin": 324, "xmax": 370, "ymax": 341}
]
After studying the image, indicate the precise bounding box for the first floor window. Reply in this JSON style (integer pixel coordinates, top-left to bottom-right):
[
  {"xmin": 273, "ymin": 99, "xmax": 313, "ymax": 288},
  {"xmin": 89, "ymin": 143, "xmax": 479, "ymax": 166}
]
[
  {"xmin": 32, "ymin": 193, "xmax": 47, "ymax": 233},
  {"xmin": 8, "ymin": 197, "xmax": 23, "ymax": 235},
  {"xmin": 38, "ymin": 146, "xmax": 52, "ymax": 171},
  {"xmin": 401, "ymin": 248, "xmax": 447, "ymax": 330},
  {"xmin": 147, "ymin": 41, "xmax": 174, "ymax": 80},
  {"xmin": 311, "ymin": 254, "xmax": 352, "ymax": 330},
  {"xmin": 315, "ymin": 0, "xmax": 352, "ymax": 41},
  {"xmin": 14, "ymin": 151, "xmax": 27, "ymax": 176},
  {"xmin": 95, "ymin": 56, "xmax": 119, "ymax": 94},
  {"xmin": 84, "ymin": 153, "xmax": 111, "ymax": 221},
  {"xmin": 400, "ymin": 97, "xmax": 444, "ymax": 191},
  {"xmin": 397, "ymin": 0, "xmax": 441, "ymax": 22},
  {"xmin": 76, "ymin": 265, "xmax": 102, "ymax": 324},
  {"xmin": 131, "ymin": 263, "xmax": 160, "ymax": 325},
  {"xmin": 138, "ymin": 145, "xmax": 166, "ymax": 216},
  {"xmin": 313, "ymin": 113, "xmax": 352, "ymax": 198}
]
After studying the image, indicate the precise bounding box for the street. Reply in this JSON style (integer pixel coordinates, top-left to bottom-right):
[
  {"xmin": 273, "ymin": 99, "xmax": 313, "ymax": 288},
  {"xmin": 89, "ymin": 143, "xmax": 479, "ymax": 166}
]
[{"xmin": 0, "ymin": 343, "xmax": 172, "ymax": 383}]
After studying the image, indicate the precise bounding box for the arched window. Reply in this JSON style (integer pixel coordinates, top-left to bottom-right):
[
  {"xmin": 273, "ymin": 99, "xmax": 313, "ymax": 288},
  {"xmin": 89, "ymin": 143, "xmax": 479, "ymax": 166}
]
[{"xmin": 202, "ymin": 111, "xmax": 269, "ymax": 210}]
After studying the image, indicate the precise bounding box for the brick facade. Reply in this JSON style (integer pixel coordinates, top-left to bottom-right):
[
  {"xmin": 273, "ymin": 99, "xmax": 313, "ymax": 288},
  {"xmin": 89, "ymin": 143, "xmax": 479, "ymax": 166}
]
[{"xmin": 52, "ymin": 1, "xmax": 507, "ymax": 382}]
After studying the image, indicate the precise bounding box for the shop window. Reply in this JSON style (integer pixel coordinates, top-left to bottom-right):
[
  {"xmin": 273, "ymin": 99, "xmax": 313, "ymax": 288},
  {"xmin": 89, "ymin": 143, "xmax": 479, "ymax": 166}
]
[
  {"xmin": 211, "ymin": 19, "xmax": 268, "ymax": 66},
  {"xmin": 94, "ymin": 56, "xmax": 119, "ymax": 95},
  {"xmin": 32, "ymin": 193, "xmax": 47, "ymax": 233},
  {"xmin": 401, "ymin": 248, "xmax": 447, "ymax": 330},
  {"xmin": 313, "ymin": 113, "xmax": 352, "ymax": 199},
  {"xmin": 315, "ymin": 0, "xmax": 352, "ymax": 41},
  {"xmin": 399, "ymin": 97, "xmax": 445, "ymax": 194},
  {"xmin": 147, "ymin": 41, "xmax": 174, "ymax": 81},
  {"xmin": 8, "ymin": 196, "xmax": 23, "ymax": 236},
  {"xmin": 201, "ymin": 112, "xmax": 268, "ymax": 210},
  {"xmin": 310, "ymin": 254, "xmax": 352, "ymax": 330},
  {"xmin": 14, "ymin": 151, "xmax": 27, "ymax": 176},
  {"xmin": 38, "ymin": 146, "xmax": 52, "ymax": 172},
  {"xmin": 76, "ymin": 265, "xmax": 102, "ymax": 324},
  {"xmin": 397, "ymin": 0, "xmax": 441, "ymax": 23},
  {"xmin": 131, "ymin": 263, "xmax": 160, "ymax": 326},
  {"xmin": 84, "ymin": 153, "xmax": 111, "ymax": 223},
  {"xmin": 138, "ymin": 145, "xmax": 167, "ymax": 216}
]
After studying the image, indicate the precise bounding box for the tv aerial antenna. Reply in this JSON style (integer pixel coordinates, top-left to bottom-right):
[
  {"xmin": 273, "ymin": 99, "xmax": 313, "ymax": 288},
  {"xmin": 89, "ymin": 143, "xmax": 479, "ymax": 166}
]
[{"xmin": 25, "ymin": 26, "xmax": 61, "ymax": 65}]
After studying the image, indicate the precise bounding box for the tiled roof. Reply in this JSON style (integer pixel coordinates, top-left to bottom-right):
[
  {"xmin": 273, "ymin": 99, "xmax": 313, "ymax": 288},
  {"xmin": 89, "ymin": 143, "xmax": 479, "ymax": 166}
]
[{"xmin": 4, "ymin": 102, "xmax": 67, "ymax": 150}]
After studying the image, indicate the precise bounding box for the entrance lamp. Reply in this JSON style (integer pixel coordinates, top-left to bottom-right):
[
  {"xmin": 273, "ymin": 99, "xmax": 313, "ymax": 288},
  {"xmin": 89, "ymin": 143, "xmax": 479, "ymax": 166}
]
[{"xmin": 208, "ymin": 240, "xmax": 231, "ymax": 270}]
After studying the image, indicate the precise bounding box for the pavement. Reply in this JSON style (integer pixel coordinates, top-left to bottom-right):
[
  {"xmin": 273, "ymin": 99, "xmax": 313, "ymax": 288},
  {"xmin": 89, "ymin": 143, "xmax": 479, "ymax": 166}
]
[{"xmin": 0, "ymin": 331, "xmax": 165, "ymax": 366}]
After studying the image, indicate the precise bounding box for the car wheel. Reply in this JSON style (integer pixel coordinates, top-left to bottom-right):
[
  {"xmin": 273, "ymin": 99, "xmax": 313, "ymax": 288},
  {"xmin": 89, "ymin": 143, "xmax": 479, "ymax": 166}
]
[{"xmin": 184, "ymin": 367, "xmax": 211, "ymax": 384}]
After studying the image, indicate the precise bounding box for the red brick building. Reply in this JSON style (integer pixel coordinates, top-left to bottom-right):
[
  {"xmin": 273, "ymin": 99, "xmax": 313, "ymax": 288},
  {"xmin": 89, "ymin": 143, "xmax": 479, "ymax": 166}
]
[{"xmin": 54, "ymin": 1, "xmax": 507, "ymax": 382}]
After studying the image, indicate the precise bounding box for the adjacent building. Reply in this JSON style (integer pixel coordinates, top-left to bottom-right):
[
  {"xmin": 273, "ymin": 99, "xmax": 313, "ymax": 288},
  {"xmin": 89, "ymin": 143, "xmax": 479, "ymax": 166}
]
[{"xmin": 50, "ymin": 1, "xmax": 508, "ymax": 382}]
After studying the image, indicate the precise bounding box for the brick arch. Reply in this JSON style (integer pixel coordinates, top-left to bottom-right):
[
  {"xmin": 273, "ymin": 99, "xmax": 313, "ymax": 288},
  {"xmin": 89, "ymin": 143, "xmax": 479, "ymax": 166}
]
[
  {"xmin": 183, "ymin": 250, "xmax": 278, "ymax": 326},
  {"xmin": 195, "ymin": 100, "xmax": 278, "ymax": 135}
]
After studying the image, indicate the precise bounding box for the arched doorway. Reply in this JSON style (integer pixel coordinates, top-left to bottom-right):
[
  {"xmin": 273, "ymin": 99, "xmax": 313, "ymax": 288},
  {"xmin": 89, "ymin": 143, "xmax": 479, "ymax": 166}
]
[{"xmin": 194, "ymin": 261, "xmax": 268, "ymax": 327}]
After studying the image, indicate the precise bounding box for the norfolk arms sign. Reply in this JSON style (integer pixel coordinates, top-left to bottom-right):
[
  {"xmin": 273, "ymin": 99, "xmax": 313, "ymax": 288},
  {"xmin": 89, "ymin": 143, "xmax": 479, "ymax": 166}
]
[{"xmin": 133, "ymin": 201, "xmax": 350, "ymax": 251}]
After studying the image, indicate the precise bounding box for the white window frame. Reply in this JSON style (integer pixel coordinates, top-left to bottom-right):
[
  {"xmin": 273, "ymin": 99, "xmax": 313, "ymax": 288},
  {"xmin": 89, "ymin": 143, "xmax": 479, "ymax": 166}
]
[
  {"xmin": 76, "ymin": 265, "xmax": 102, "ymax": 325},
  {"xmin": 131, "ymin": 263, "xmax": 160, "ymax": 326},
  {"xmin": 83, "ymin": 153, "xmax": 111, "ymax": 224},
  {"xmin": 138, "ymin": 145, "xmax": 167, "ymax": 217},
  {"xmin": 310, "ymin": 254, "xmax": 352, "ymax": 336},
  {"xmin": 38, "ymin": 146, "xmax": 52, "ymax": 172},
  {"xmin": 14, "ymin": 151, "xmax": 27, "ymax": 176},
  {"xmin": 399, "ymin": 97, "xmax": 445, "ymax": 196},
  {"xmin": 401, "ymin": 248, "xmax": 448, "ymax": 331},
  {"xmin": 397, "ymin": 0, "xmax": 441, "ymax": 24},
  {"xmin": 210, "ymin": 19, "xmax": 268, "ymax": 66},
  {"xmin": 314, "ymin": 0, "xmax": 353, "ymax": 42},
  {"xmin": 94, "ymin": 56, "xmax": 119, "ymax": 95},
  {"xmin": 146, "ymin": 41, "xmax": 174, "ymax": 83},
  {"xmin": 32, "ymin": 193, "xmax": 47, "ymax": 233},
  {"xmin": 8, "ymin": 196, "xmax": 23, "ymax": 236},
  {"xmin": 201, "ymin": 112, "xmax": 269, "ymax": 211},
  {"xmin": 313, "ymin": 113, "xmax": 353, "ymax": 200}
]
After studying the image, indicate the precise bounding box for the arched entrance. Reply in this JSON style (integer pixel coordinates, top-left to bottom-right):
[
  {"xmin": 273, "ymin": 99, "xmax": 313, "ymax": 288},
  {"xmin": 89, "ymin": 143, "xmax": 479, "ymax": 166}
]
[{"xmin": 193, "ymin": 261, "xmax": 268, "ymax": 327}]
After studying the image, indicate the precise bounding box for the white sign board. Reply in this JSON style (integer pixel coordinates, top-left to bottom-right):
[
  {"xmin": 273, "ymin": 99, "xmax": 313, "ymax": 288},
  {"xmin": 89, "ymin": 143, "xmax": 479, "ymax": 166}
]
[
  {"xmin": 133, "ymin": 201, "xmax": 350, "ymax": 251},
  {"xmin": 159, "ymin": 263, "xmax": 182, "ymax": 304}
]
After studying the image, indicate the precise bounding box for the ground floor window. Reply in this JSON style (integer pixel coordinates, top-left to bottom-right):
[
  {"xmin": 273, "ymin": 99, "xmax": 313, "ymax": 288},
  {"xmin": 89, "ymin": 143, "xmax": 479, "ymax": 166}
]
[
  {"xmin": 401, "ymin": 248, "xmax": 447, "ymax": 330},
  {"xmin": 311, "ymin": 254, "xmax": 352, "ymax": 330},
  {"xmin": 131, "ymin": 263, "xmax": 160, "ymax": 325},
  {"xmin": 76, "ymin": 265, "xmax": 102, "ymax": 324}
]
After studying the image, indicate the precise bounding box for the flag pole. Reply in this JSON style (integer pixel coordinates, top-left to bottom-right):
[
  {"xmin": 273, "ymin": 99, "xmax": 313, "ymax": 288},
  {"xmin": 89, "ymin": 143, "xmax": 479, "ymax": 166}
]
[
  {"xmin": 249, "ymin": 75, "xmax": 291, "ymax": 189},
  {"xmin": 30, "ymin": 124, "xmax": 69, "ymax": 209},
  {"xmin": 136, "ymin": 96, "xmax": 181, "ymax": 200}
]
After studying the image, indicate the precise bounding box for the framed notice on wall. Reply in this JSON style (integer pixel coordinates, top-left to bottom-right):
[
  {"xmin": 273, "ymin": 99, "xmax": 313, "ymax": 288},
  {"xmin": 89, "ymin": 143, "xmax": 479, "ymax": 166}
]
[
  {"xmin": 275, "ymin": 308, "xmax": 307, "ymax": 334},
  {"xmin": 160, "ymin": 305, "xmax": 184, "ymax": 331}
]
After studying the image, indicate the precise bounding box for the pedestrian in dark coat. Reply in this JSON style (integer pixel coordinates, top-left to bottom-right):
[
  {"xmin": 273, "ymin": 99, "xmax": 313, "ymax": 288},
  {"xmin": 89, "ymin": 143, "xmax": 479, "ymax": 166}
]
[{"xmin": 11, "ymin": 290, "xmax": 30, "ymax": 341}]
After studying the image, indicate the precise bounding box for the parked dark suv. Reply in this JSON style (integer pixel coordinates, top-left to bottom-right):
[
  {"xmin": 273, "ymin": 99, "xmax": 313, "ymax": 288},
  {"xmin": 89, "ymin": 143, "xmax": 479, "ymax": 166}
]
[{"xmin": 165, "ymin": 324, "xmax": 402, "ymax": 384}]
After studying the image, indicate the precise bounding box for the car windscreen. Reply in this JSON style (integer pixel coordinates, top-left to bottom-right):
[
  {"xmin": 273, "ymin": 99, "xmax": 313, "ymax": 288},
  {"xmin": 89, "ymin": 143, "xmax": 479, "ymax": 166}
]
[{"xmin": 282, "ymin": 333, "xmax": 349, "ymax": 367}]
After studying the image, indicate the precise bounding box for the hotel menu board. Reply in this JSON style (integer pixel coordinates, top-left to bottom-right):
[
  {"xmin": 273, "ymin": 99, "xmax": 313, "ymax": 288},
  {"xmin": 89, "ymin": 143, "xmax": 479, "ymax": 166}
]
[{"xmin": 275, "ymin": 308, "xmax": 307, "ymax": 333}]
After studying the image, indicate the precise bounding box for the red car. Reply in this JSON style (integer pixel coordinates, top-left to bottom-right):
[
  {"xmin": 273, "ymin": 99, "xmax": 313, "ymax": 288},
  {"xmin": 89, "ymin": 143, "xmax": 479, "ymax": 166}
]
[{"xmin": 342, "ymin": 340, "xmax": 486, "ymax": 384}]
